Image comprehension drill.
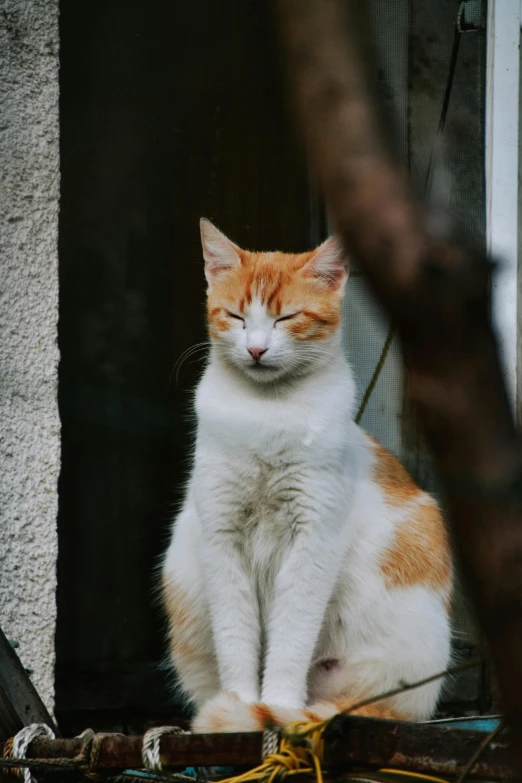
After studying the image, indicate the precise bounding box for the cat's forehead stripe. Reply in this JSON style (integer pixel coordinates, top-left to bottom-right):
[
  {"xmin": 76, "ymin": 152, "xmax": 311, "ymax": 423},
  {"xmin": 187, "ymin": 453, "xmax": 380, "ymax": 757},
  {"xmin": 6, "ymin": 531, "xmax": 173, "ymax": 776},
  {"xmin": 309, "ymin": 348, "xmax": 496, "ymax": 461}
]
[
  {"xmin": 245, "ymin": 252, "xmax": 309, "ymax": 314},
  {"xmin": 246, "ymin": 254, "xmax": 279, "ymax": 309},
  {"xmin": 207, "ymin": 247, "xmax": 344, "ymax": 339}
]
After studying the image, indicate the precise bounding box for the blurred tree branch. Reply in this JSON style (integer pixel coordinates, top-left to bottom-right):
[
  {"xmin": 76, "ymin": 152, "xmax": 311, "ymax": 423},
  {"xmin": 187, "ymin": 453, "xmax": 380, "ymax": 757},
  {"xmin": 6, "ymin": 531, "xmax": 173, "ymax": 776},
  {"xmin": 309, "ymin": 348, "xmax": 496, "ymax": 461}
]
[{"xmin": 274, "ymin": 0, "xmax": 522, "ymax": 774}]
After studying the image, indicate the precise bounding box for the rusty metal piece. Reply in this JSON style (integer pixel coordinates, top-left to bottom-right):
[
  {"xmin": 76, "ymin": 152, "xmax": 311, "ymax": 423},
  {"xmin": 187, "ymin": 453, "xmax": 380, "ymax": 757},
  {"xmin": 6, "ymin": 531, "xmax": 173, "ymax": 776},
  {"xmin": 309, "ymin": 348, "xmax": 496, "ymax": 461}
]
[
  {"xmin": 0, "ymin": 721, "xmax": 513, "ymax": 780},
  {"xmin": 0, "ymin": 731, "xmax": 263, "ymax": 770},
  {"xmin": 323, "ymin": 716, "xmax": 511, "ymax": 781},
  {"xmin": 273, "ymin": 0, "xmax": 522, "ymax": 775}
]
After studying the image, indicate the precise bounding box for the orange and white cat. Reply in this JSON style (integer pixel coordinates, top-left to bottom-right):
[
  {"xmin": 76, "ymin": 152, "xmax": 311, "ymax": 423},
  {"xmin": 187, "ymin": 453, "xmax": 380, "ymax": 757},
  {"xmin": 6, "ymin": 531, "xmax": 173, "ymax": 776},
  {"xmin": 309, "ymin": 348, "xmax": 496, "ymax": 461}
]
[{"xmin": 162, "ymin": 219, "xmax": 452, "ymax": 732}]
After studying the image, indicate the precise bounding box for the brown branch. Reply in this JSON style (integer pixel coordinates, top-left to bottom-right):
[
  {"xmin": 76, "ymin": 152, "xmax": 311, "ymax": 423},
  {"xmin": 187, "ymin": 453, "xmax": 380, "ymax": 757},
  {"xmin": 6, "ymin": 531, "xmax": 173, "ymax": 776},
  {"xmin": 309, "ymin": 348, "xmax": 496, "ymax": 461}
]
[{"xmin": 274, "ymin": 0, "xmax": 522, "ymax": 775}]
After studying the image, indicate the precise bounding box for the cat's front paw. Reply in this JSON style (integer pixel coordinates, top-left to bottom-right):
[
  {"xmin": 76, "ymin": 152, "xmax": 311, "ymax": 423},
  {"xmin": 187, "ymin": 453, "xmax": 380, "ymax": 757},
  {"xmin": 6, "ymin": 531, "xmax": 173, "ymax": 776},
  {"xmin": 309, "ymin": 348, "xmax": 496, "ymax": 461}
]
[
  {"xmin": 192, "ymin": 693, "xmax": 335, "ymax": 733},
  {"xmin": 192, "ymin": 692, "xmax": 258, "ymax": 733}
]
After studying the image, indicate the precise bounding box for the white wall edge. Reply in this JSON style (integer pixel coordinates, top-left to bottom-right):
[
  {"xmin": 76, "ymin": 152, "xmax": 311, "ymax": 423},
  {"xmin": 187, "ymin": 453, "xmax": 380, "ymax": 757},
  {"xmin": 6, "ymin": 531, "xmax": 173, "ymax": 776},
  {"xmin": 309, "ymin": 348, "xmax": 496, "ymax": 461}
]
[{"xmin": 486, "ymin": 0, "xmax": 520, "ymax": 407}]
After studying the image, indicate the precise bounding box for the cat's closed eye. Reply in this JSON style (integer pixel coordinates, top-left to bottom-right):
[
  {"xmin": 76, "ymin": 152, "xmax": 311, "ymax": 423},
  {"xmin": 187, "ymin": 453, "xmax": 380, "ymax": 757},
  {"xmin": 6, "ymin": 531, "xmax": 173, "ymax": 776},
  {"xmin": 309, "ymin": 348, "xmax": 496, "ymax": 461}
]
[
  {"xmin": 274, "ymin": 312, "xmax": 300, "ymax": 326},
  {"xmin": 226, "ymin": 311, "xmax": 245, "ymax": 327}
]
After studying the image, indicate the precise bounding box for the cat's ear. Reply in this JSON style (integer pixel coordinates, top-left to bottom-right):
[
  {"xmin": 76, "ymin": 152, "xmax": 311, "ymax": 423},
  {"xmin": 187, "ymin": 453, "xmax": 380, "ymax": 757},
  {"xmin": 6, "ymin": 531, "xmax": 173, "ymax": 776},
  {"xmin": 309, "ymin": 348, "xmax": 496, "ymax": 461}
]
[
  {"xmin": 303, "ymin": 235, "xmax": 348, "ymax": 290},
  {"xmin": 200, "ymin": 218, "xmax": 241, "ymax": 287}
]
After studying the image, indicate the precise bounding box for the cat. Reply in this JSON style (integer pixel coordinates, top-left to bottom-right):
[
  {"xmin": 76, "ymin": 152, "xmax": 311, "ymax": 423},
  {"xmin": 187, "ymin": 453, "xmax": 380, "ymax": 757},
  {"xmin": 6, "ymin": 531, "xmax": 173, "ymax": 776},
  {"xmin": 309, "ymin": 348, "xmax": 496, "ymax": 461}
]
[{"xmin": 161, "ymin": 218, "xmax": 453, "ymax": 733}]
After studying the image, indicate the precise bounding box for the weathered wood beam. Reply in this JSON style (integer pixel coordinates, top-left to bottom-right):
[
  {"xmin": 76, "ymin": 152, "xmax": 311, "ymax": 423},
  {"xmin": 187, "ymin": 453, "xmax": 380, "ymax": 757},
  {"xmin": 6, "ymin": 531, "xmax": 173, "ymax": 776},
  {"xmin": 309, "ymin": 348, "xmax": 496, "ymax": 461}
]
[
  {"xmin": 0, "ymin": 720, "xmax": 511, "ymax": 780},
  {"xmin": 273, "ymin": 0, "xmax": 522, "ymax": 775},
  {"xmin": 0, "ymin": 680, "xmax": 24, "ymax": 741},
  {"xmin": 0, "ymin": 626, "xmax": 59, "ymax": 740}
]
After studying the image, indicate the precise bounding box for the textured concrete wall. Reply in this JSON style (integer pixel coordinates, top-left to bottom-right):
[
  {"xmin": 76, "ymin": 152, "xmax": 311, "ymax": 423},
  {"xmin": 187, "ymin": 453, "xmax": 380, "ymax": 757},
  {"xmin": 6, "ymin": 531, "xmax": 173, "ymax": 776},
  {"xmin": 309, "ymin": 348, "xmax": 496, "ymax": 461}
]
[{"xmin": 0, "ymin": 0, "xmax": 60, "ymax": 711}]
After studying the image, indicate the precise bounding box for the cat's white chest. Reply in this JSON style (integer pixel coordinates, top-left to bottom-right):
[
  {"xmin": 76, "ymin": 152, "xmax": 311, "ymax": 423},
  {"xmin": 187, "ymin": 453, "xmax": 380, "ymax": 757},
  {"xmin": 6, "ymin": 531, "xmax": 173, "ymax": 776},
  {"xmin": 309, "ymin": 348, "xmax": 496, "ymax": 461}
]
[
  {"xmin": 196, "ymin": 371, "xmax": 336, "ymax": 464},
  {"xmin": 200, "ymin": 397, "xmax": 314, "ymax": 454},
  {"xmin": 194, "ymin": 358, "xmax": 357, "ymax": 562},
  {"xmin": 235, "ymin": 455, "xmax": 304, "ymax": 592},
  {"xmin": 229, "ymin": 450, "xmax": 305, "ymax": 531}
]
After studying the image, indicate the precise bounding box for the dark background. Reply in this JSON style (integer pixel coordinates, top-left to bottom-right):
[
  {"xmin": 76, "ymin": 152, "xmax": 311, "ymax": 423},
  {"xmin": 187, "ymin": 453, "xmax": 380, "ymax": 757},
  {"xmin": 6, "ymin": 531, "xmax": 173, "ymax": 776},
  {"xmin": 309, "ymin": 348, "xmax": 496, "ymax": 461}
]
[
  {"xmin": 56, "ymin": 0, "xmax": 487, "ymax": 734},
  {"xmin": 56, "ymin": 0, "xmax": 317, "ymax": 734}
]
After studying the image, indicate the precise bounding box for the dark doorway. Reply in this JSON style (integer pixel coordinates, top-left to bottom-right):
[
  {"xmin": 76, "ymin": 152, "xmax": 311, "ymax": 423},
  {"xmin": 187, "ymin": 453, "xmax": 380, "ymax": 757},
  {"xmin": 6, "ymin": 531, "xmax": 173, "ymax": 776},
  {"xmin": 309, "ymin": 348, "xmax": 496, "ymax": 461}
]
[{"xmin": 56, "ymin": 0, "xmax": 315, "ymax": 734}]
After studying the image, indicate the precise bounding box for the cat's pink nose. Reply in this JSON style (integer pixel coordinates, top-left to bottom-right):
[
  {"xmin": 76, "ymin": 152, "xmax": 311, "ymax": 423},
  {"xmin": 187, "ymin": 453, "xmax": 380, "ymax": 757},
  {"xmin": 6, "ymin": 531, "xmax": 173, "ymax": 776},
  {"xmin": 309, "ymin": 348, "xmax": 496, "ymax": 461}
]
[{"xmin": 248, "ymin": 347, "xmax": 267, "ymax": 361}]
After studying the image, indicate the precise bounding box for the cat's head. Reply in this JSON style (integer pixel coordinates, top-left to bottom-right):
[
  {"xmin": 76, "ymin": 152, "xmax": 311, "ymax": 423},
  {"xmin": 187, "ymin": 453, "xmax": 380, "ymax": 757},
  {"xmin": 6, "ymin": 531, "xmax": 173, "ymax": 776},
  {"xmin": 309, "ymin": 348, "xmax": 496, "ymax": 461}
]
[{"xmin": 200, "ymin": 218, "xmax": 348, "ymax": 383}]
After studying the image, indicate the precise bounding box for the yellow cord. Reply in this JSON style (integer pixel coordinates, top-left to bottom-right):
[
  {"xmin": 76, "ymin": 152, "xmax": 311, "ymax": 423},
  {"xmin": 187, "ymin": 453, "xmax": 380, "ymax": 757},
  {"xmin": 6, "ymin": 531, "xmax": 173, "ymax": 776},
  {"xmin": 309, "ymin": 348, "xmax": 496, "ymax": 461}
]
[
  {"xmin": 217, "ymin": 721, "xmax": 452, "ymax": 783},
  {"xmin": 343, "ymin": 775, "xmax": 450, "ymax": 783},
  {"xmin": 218, "ymin": 719, "xmax": 325, "ymax": 783},
  {"xmin": 377, "ymin": 769, "xmax": 450, "ymax": 783}
]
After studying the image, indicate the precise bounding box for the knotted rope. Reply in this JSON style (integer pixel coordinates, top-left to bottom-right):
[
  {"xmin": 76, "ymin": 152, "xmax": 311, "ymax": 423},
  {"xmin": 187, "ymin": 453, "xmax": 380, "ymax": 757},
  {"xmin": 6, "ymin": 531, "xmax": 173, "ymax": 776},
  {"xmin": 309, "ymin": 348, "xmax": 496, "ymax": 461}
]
[
  {"xmin": 3, "ymin": 724, "xmax": 55, "ymax": 783},
  {"xmin": 142, "ymin": 726, "xmax": 187, "ymax": 775}
]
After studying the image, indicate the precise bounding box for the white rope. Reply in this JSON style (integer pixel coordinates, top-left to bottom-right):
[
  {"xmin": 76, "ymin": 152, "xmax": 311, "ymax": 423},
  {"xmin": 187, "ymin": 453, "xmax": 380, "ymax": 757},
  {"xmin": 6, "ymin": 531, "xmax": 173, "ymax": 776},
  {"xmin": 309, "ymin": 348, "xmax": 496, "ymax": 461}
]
[
  {"xmin": 11, "ymin": 723, "xmax": 55, "ymax": 783},
  {"xmin": 142, "ymin": 725, "xmax": 187, "ymax": 773},
  {"xmin": 75, "ymin": 727, "xmax": 94, "ymax": 739},
  {"xmin": 262, "ymin": 728, "xmax": 280, "ymax": 759}
]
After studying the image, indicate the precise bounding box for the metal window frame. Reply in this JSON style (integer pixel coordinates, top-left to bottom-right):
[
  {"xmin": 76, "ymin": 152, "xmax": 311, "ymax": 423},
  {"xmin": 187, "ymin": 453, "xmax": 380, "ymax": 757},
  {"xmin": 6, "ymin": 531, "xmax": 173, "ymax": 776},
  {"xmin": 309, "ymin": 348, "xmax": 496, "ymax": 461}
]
[{"xmin": 486, "ymin": 0, "xmax": 520, "ymax": 409}]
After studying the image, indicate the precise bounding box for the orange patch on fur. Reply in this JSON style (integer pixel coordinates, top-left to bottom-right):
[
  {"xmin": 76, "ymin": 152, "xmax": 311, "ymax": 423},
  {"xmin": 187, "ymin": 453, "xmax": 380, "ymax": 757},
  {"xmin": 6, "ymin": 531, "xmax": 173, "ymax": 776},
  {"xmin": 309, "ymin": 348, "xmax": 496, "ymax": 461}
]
[
  {"xmin": 206, "ymin": 304, "xmax": 231, "ymax": 336},
  {"xmin": 265, "ymin": 279, "xmax": 283, "ymax": 309},
  {"xmin": 350, "ymin": 704, "xmax": 403, "ymax": 721},
  {"xmin": 252, "ymin": 704, "xmax": 275, "ymax": 729},
  {"xmin": 380, "ymin": 501, "xmax": 452, "ymax": 592},
  {"xmin": 206, "ymin": 248, "xmax": 344, "ymax": 341},
  {"xmin": 334, "ymin": 700, "xmax": 404, "ymax": 720},
  {"xmin": 163, "ymin": 576, "xmax": 202, "ymax": 661},
  {"xmin": 371, "ymin": 438, "xmax": 420, "ymax": 507},
  {"xmin": 208, "ymin": 714, "xmax": 226, "ymax": 733},
  {"xmin": 163, "ymin": 576, "xmax": 191, "ymax": 629},
  {"xmin": 369, "ymin": 437, "xmax": 452, "ymax": 594}
]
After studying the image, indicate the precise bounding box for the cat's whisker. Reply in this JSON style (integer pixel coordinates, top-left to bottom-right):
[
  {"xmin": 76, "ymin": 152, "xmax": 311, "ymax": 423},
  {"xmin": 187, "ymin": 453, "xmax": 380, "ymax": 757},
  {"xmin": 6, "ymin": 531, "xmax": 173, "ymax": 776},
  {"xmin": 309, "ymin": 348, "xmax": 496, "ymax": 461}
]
[
  {"xmin": 176, "ymin": 344, "xmax": 210, "ymax": 367},
  {"xmin": 170, "ymin": 342, "xmax": 211, "ymax": 387},
  {"xmin": 173, "ymin": 341, "xmax": 208, "ymax": 372},
  {"xmin": 175, "ymin": 347, "xmax": 210, "ymax": 385},
  {"xmin": 182, "ymin": 355, "xmax": 210, "ymax": 371}
]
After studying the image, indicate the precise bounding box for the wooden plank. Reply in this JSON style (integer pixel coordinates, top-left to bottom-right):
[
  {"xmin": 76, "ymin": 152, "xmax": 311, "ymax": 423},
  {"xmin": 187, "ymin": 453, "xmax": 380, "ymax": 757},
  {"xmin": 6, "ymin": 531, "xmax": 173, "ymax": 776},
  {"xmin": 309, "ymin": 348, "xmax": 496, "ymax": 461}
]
[
  {"xmin": 0, "ymin": 626, "xmax": 58, "ymax": 740},
  {"xmin": 0, "ymin": 679, "xmax": 23, "ymax": 741}
]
